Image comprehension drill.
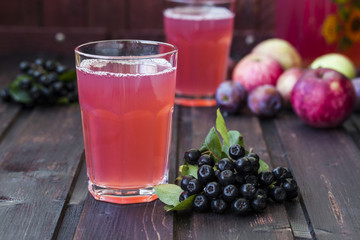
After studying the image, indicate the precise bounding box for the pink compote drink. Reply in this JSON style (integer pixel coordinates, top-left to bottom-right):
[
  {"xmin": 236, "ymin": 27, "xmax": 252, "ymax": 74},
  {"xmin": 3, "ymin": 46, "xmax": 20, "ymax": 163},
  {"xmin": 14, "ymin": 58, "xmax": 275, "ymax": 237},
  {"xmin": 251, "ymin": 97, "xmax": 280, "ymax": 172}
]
[
  {"xmin": 164, "ymin": 5, "xmax": 234, "ymax": 106},
  {"xmin": 76, "ymin": 59, "xmax": 176, "ymax": 204}
]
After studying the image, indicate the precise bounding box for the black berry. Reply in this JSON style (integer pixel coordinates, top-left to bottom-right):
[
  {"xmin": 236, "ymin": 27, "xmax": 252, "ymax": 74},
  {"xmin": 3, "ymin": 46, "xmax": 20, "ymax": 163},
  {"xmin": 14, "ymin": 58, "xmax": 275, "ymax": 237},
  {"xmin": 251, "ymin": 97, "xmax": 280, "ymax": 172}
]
[
  {"xmin": 44, "ymin": 60, "xmax": 56, "ymax": 71},
  {"xmin": 235, "ymin": 157, "xmax": 253, "ymax": 174},
  {"xmin": 34, "ymin": 58, "xmax": 45, "ymax": 67},
  {"xmin": 222, "ymin": 184, "xmax": 239, "ymax": 203},
  {"xmin": 184, "ymin": 148, "xmax": 201, "ymax": 165},
  {"xmin": 218, "ymin": 158, "xmax": 235, "ymax": 172},
  {"xmin": 270, "ymin": 186, "xmax": 287, "ymax": 203},
  {"xmin": 247, "ymin": 152, "xmax": 260, "ymax": 161},
  {"xmin": 19, "ymin": 61, "xmax": 31, "ymax": 72},
  {"xmin": 198, "ymin": 164, "xmax": 215, "ymax": 184},
  {"xmin": 180, "ymin": 175, "xmax": 195, "ymax": 191},
  {"xmin": 218, "ymin": 170, "xmax": 235, "ymax": 186},
  {"xmin": 1, "ymin": 87, "xmax": 12, "ymax": 102},
  {"xmin": 198, "ymin": 154, "xmax": 214, "ymax": 167},
  {"xmin": 273, "ymin": 167, "xmax": 289, "ymax": 181},
  {"xmin": 186, "ymin": 179, "xmax": 202, "ymax": 195},
  {"xmin": 179, "ymin": 191, "xmax": 190, "ymax": 202},
  {"xmin": 229, "ymin": 144, "xmax": 245, "ymax": 160},
  {"xmin": 240, "ymin": 183, "xmax": 257, "ymax": 200},
  {"xmin": 193, "ymin": 194, "xmax": 210, "ymax": 212},
  {"xmin": 251, "ymin": 196, "xmax": 267, "ymax": 212},
  {"xmin": 282, "ymin": 178, "xmax": 298, "ymax": 194},
  {"xmin": 245, "ymin": 174, "xmax": 258, "ymax": 185},
  {"xmin": 211, "ymin": 199, "xmax": 227, "ymax": 214},
  {"xmin": 232, "ymin": 198, "xmax": 250, "ymax": 215},
  {"xmin": 248, "ymin": 156, "xmax": 260, "ymax": 174},
  {"xmin": 19, "ymin": 78, "xmax": 32, "ymax": 90},
  {"xmin": 258, "ymin": 171, "xmax": 275, "ymax": 185},
  {"xmin": 204, "ymin": 181, "xmax": 221, "ymax": 199},
  {"xmin": 255, "ymin": 188, "xmax": 268, "ymax": 199}
]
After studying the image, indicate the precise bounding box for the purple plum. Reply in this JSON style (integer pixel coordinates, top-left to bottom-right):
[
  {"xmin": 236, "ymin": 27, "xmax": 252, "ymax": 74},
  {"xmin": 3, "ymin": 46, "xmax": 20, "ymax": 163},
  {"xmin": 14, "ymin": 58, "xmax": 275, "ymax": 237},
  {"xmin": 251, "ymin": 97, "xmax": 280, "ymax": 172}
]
[
  {"xmin": 352, "ymin": 78, "xmax": 360, "ymax": 111},
  {"xmin": 215, "ymin": 81, "xmax": 247, "ymax": 114},
  {"xmin": 248, "ymin": 85, "xmax": 283, "ymax": 117}
]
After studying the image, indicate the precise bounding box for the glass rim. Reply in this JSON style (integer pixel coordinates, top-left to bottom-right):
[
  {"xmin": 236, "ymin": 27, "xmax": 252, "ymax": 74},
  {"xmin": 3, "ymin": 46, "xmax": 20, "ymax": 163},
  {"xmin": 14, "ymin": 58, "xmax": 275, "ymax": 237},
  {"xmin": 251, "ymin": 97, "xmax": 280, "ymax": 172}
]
[
  {"xmin": 74, "ymin": 39, "xmax": 178, "ymax": 60},
  {"xmin": 166, "ymin": 0, "xmax": 236, "ymax": 3}
]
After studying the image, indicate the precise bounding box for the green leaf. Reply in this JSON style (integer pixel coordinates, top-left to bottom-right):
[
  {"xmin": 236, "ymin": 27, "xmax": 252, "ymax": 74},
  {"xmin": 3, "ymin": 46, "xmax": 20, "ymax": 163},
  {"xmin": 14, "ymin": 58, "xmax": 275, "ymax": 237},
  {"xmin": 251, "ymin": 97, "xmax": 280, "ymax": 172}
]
[
  {"xmin": 9, "ymin": 85, "xmax": 32, "ymax": 103},
  {"xmin": 164, "ymin": 194, "xmax": 196, "ymax": 212},
  {"xmin": 59, "ymin": 69, "xmax": 76, "ymax": 82},
  {"xmin": 179, "ymin": 164, "xmax": 198, "ymax": 178},
  {"xmin": 216, "ymin": 109, "xmax": 229, "ymax": 147},
  {"xmin": 154, "ymin": 184, "xmax": 183, "ymax": 207},
  {"xmin": 258, "ymin": 159, "xmax": 270, "ymax": 174},
  {"xmin": 222, "ymin": 130, "xmax": 244, "ymax": 158},
  {"xmin": 228, "ymin": 130, "xmax": 244, "ymax": 147},
  {"xmin": 56, "ymin": 97, "xmax": 70, "ymax": 105},
  {"xmin": 199, "ymin": 127, "xmax": 222, "ymax": 161}
]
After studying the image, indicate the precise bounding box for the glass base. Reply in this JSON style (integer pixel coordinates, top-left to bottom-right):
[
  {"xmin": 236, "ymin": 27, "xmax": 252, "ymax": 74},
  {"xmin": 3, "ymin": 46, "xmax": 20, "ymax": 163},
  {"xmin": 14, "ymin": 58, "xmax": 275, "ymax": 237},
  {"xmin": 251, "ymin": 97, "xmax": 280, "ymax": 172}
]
[
  {"xmin": 175, "ymin": 93, "xmax": 216, "ymax": 107},
  {"xmin": 88, "ymin": 180, "xmax": 159, "ymax": 204}
]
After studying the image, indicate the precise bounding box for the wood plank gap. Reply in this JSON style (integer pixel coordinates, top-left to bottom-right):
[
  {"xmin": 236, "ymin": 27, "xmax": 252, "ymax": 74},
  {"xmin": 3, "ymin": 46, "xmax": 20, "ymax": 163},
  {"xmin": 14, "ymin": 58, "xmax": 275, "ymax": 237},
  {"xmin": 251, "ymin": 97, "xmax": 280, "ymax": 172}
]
[
  {"xmin": 51, "ymin": 152, "xmax": 86, "ymax": 240},
  {"xmin": 260, "ymin": 118, "xmax": 317, "ymax": 240},
  {"xmin": 0, "ymin": 107, "xmax": 22, "ymax": 144}
]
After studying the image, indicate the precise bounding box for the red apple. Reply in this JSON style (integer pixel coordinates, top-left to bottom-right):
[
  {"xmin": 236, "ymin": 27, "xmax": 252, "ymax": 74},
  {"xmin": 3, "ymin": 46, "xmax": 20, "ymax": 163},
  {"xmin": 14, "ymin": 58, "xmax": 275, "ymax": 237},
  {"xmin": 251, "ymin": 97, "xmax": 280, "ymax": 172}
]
[
  {"xmin": 291, "ymin": 68, "xmax": 355, "ymax": 128},
  {"xmin": 233, "ymin": 53, "xmax": 283, "ymax": 93},
  {"xmin": 276, "ymin": 67, "xmax": 303, "ymax": 107}
]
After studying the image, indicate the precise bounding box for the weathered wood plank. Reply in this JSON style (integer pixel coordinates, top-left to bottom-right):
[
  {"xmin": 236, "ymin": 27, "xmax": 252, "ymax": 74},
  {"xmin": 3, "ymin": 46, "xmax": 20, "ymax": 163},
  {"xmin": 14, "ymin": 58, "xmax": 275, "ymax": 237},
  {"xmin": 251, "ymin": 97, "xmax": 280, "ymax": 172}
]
[
  {"xmin": 0, "ymin": 105, "xmax": 84, "ymax": 240},
  {"xmin": 260, "ymin": 114, "xmax": 315, "ymax": 240},
  {"xmin": 273, "ymin": 113, "xmax": 360, "ymax": 240},
  {"xmin": 0, "ymin": 56, "xmax": 22, "ymax": 141},
  {"xmin": 56, "ymin": 157, "xmax": 87, "ymax": 240},
  {"xmin": 174, "ymin": 107, "xmax": 293, "ymax": 239}
]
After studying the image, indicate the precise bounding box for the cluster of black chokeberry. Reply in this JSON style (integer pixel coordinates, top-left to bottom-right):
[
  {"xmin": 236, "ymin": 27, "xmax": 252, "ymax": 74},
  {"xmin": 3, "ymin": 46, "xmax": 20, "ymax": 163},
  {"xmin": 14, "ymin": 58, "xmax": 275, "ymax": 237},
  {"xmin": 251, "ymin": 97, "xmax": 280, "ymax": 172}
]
[
  {"xmin": 179, "ymin": 145, "xmax": 298, "ymax": 215},
  {"xmin": 0, "ymin": 58, "xmax": 78, "ymax": 107}
]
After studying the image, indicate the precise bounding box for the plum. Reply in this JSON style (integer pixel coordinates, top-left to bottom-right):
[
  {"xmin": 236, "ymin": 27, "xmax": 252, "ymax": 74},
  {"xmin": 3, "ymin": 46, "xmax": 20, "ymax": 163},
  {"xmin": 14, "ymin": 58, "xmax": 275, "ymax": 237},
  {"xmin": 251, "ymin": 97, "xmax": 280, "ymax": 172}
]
[
  {"xmin": 352, "ymin": 78, "xmax": 360, "ymax": 111},
  {"xmin": 248, "ymin": 85, "xmax": 283, "ymax": 117},
  {"xmin": 215, "ymin": 81, "xmax": 247, "ymax": 114}
]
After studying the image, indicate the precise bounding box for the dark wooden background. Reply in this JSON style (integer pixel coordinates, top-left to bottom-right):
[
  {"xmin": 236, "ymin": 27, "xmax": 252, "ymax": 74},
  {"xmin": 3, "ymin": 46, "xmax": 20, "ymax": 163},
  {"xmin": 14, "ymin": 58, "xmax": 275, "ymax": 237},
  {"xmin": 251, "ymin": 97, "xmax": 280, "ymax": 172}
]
[{"xmin": 0, "ymin": 0, "xmax": 275, "ymax": 59}]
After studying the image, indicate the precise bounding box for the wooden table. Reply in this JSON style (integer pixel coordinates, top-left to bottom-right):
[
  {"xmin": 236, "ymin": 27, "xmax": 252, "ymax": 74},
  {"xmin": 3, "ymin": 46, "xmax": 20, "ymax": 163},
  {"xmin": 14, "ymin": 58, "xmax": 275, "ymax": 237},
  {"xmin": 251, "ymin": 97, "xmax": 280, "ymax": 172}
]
[{"xmin": 1, "ymin": 55, "xmax": 360, "ymax": 240}]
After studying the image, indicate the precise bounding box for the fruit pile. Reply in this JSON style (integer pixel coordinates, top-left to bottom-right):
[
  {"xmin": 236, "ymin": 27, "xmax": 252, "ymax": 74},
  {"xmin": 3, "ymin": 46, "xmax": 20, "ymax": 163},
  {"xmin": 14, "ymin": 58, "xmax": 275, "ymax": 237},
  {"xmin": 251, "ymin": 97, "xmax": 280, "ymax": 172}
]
[
  {"xmin": 179, "ymin": 148, "xmax": 297, "ymax": 214},
  {"xmin": 154, "ymin": 109, "xmax": 298, "ymax": 214},
  {"xmin": 217, "ymin": 38, "xmax": 359, "ymax": 128},
  {"xmin": 0, "ymin": 58, "xmax": 78, "ymax": 107}
]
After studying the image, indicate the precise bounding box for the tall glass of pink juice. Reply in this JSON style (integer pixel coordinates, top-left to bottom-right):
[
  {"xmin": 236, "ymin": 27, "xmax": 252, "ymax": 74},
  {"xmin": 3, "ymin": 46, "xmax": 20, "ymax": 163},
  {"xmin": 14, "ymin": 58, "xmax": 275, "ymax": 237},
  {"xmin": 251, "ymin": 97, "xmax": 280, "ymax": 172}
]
[
  {"xmin": 75, "ymin": 40, "xmax": 177, "ymax": 204},
  {"xmin": 164, "ymin": 0, "xmax": 235, "ymax": 106}
]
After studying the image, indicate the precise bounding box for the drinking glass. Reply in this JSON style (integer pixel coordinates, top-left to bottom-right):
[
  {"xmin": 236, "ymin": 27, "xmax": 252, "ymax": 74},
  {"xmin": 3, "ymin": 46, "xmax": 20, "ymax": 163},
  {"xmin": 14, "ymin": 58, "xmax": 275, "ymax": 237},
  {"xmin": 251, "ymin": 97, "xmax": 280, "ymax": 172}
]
[
  {"xmin": 75, "ymin": 40, "xmax": 177, "ymax": 204},
  {"xmin": 164, "ymin": 0, "xmax": 235, "ymax": 106}
]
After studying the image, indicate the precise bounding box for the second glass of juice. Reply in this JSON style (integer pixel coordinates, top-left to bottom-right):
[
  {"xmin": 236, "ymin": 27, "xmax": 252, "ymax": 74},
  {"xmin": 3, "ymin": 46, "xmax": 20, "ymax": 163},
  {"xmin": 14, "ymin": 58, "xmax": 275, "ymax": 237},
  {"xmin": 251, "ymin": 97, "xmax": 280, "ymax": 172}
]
[
  {"xmin": 164, "ymin": 0, "xmax": 235, "ymax": 107},
  {"xmin": 75, "ymin": 40, "xmax": 177, "ymax": 204}
]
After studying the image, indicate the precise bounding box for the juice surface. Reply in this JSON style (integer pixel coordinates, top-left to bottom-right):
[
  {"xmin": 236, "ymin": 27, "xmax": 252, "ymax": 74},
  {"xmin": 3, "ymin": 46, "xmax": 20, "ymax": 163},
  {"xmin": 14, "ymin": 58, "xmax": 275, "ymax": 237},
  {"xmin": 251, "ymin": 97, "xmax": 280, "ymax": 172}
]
[
  {"xmin": 164, "ymin": 6, "xmax": 234, "ymax": 97},
  {"xmin": 76, "ymin": 59, "xmax": 176, "ymax": 189}
]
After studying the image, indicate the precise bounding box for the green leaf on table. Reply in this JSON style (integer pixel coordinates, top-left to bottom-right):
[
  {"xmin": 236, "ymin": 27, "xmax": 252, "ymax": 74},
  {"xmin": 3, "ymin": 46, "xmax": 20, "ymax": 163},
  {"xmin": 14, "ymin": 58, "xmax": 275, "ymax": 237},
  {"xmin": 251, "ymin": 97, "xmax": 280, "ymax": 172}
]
[
  {"xmin": 9, "ymin": 85, "xmax": 32, "ymax": 103},
  {"xmin": 179, "ymin": 164, "xmax": 198, "ymax": 178},
  {"xmin": 59, "ymin": 69, "xmax": 76, "ymax": 82},
  {"xmin": 258, "ymin": 159, "xmax": 270, "ymax": 173},
  {"xmin": 216, "ymin": 109, "xmax": 229, "ymax": 147},
  {"xmin": 164, "ymin": 194, "xmax": 196, "ymax": 212},
  {"xmin": 222, "ymin": 130, "xmax": 244, "ymax": 158},
  {"xmin": 154, "ymin": 184, "xmax": 183, "ymax": 207},
  {"xmin": 199, "ymin": 127, "xmax": 222, "ymax": 161}
]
